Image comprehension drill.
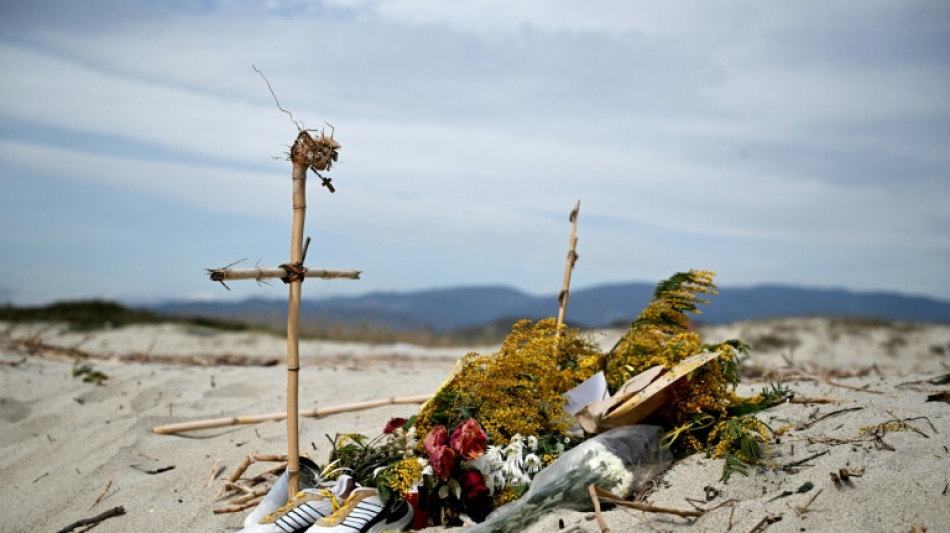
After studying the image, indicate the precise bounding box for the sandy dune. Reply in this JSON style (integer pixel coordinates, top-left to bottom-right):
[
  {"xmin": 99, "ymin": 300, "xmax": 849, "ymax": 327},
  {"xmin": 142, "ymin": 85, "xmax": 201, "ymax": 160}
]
[{"xmin": 1, "ymin": 319, "xmax": 948, "ymax": 532}]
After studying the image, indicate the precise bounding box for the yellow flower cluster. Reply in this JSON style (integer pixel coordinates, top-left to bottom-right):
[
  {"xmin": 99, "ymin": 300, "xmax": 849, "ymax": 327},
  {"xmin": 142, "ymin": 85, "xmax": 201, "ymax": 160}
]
[
  {"xmin": 383, "ymin": 458, "xmax": 424, "ymax": 495},
  {"xmin": 605, "ymin": 270, "xmax": 717, "ymax": 391},
  {"xmin": 773, "ymin": 424, "xmax": 793, "ymax": 436},
  {"xmin": 658, "ymin": 357, "xmax": 740, "ymax": 440},
  {"xmin": 491, "ymin": 487, "xmax": 522, "ymax": 508},
  {"xmin": 706, "ymin": 417, "xmax": 771, "ymax": 460},
  {"xmin": 415, "ymin": 318, "xmax": 602, "ymax": 446}
]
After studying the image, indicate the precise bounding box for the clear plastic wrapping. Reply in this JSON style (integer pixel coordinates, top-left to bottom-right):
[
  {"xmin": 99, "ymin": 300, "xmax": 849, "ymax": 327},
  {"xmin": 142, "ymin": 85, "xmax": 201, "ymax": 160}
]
[{"xmin": 469, "ymin": 425, "xmax": 671, "ymax": 533}]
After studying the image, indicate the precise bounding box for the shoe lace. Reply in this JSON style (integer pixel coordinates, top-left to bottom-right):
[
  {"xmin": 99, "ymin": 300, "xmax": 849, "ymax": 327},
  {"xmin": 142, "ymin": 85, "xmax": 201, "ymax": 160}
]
[
  {"xmin": 263, "ymin": 489, "xmax": 339, "ymax": 522},
  {"xmin": 322, "ymin": 491, "xmax": 360, "ymax": 525},
  {"xmin": 321, "ymin": 489, "xmax": 344, "ymax": 513},
  {"xmin": 263, "ymin": 491, "xmax": 306, "ymax": 522}
]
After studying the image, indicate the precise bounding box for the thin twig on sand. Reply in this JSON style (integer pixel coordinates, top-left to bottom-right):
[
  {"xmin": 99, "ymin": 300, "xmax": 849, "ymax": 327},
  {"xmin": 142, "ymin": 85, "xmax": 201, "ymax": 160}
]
[
  {"xmin": 778, "ymin": 449, "xmax": 830, "ymax": 472},
  {"xmin": 746, "ymin": 514, "xmax": 782, "ymax": 533},
  {"xmin": 792, "ymin": 488, "xmax": 823, "ymax": 516},
  {"xmin": 90, "ymin": 477, "xmax": 113, "ymax": 508},
  {"xmin": 54, "ymin": 506, "xmax": 125, "ymax": 533},
  {"xmin": 591, "ymin": 486, "xmax": 705, "ymax": 518},
  {"xmin": 205, "ymin": 459, "xmax": 223, "ymax": 487},
  {"xmin": 801, "ymin": 407, "xmax": 864, "ymax": 429},
  {"xmin": 214, "ymin": 498, "xmax": 263, "ymax": 514}
]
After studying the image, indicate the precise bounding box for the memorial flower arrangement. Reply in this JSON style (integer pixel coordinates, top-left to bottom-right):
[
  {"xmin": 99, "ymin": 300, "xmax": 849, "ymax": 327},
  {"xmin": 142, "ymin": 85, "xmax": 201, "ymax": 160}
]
[{"xmin": 319, "ymin": 270, "xmax": 788, "ymax": 527}]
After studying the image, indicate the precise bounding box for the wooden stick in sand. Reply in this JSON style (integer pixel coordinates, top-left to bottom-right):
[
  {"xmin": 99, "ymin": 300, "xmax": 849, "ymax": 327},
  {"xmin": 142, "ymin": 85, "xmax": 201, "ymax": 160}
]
[
  {"xmin": 554, "ymin": 200, "xmax": 580, "ymax": 352},
  {"xmin": 151, "ymin": 394, "xmax": 432, "ymax": 434}
]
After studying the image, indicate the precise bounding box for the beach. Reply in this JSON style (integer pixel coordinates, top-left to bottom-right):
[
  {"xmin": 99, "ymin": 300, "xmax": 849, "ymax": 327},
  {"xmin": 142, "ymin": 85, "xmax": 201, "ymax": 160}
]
[{"xmin": 1, "ymin": 319, "xmax": 948, "ymax": 532}]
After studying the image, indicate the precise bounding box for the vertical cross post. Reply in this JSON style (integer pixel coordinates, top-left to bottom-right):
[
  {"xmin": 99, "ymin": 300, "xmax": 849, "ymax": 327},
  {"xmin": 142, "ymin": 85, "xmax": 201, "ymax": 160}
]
[{"xmin": 284, "ymin": 157, "xmax": 307, "ymax": 496}]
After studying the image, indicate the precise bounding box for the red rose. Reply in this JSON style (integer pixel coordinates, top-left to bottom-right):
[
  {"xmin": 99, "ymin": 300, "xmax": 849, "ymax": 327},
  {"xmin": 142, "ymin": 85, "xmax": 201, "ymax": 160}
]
[
  {"xmin": 450, "ymin": 418, "xmax": 487, "ymax": 460},
  {"xmin": 383, "ymin": 417, "xmax": 407, "ymax": 434},
  {"xmin": 429, "ymin": 445, "xmax": 456, "ymax": 481},
  {"xmin": 424, "ymin": 425, "xmax": 448, "ymax": 457},
  {"xmin": 460, "ymin": 470, "xmax": 489, "ymax": 501}
]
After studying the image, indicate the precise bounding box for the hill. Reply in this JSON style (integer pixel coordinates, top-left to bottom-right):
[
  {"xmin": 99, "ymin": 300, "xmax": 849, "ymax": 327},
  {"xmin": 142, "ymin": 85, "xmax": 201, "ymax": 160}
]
[{"xmin": 153, "ymin": 282, "xmax": 950, "ymax": 331}]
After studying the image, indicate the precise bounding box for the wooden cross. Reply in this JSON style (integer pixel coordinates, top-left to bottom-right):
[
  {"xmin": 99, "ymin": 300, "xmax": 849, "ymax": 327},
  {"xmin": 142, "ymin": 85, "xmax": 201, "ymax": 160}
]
[{"xmin": 208, "ymin": 129, "xmax": 360, "ymax": 499}]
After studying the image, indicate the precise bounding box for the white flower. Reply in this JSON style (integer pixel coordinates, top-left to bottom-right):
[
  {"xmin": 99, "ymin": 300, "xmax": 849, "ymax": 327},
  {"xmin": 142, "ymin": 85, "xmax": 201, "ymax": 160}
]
[
  {"xmin": 584, "ymin": 442, "xmax": 635, "ymax": 497},
  {"xmin": 485, "ymin": 445, "xmax": 504, "ymax": 461},
  {"xmin": 527, "ymin": 435, "xmax": 539, "ymax": 451},
  {"xmin": 505, "ymin": 438, "xmax": 524, "ymax": 459},
  {"xmin": 502, "ymin": 452, "xmax": 524, "ymax": 481},
  {"xmin": 465, "ymin": 454, "xmax": 492, "ymax": 477},
  {"xmin": 508, "ymin": 469, "xmax": 531, "ymax": 487},
  {"xmin": 523, "ymin": 453, "xmax": 542, "ymax": 474},
  {"xmin": 488, "ymin": 470, "xmax": 506, "ymax": 494}
]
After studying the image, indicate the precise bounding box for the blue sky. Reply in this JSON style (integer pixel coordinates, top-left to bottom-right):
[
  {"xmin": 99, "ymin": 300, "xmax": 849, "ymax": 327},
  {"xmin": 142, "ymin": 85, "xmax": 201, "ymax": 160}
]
[{"xmin": 1, "ymin": 0, "xmax": 948, "ymax": 305}]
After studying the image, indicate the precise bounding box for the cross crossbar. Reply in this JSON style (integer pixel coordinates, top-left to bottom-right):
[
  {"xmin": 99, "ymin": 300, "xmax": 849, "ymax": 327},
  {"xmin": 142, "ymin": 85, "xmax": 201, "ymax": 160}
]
[{"xmin": 209, "ymin": 267, "xmax": 361, "ymax": 283}]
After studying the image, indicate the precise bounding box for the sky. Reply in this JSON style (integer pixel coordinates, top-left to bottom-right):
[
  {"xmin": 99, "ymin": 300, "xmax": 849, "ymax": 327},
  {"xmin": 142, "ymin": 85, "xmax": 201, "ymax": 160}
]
[{"xmin": 0, "ymin": 0, "xmax": 948, "ymax": 306}]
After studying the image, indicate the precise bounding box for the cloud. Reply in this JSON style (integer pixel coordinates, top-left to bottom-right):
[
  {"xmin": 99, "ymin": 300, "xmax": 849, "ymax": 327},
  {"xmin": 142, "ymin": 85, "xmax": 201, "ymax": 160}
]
[{"xmin": 0, "ymin": 0, "xmax": 948, "ymax": 303}]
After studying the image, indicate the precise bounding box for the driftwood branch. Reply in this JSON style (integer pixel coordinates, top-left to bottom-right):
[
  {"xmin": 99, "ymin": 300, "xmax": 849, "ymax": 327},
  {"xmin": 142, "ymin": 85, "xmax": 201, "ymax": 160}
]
[
  {"xmin": 208, "ymin": 267, "xmax": 361, "ymax": 282},
  {"xmin": 54, "ymin": 506, "xmax": 125, "ymax": 533},
  {"xmin": 151, "ymin": 394, "xmax": 432, "ymax": 434}
]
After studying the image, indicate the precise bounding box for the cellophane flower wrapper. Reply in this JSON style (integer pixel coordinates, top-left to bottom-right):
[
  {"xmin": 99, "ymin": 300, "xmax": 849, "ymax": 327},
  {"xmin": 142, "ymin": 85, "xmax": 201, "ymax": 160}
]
[{"xmin": 469, "ymin": 425, "xmax": 671, "ymax": 533}]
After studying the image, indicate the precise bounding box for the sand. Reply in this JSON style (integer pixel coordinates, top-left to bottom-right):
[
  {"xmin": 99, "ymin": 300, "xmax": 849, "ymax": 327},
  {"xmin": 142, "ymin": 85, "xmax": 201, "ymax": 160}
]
[{"xmin": 1, "ymin": 319, "xmax": 948, "ymax": 533}]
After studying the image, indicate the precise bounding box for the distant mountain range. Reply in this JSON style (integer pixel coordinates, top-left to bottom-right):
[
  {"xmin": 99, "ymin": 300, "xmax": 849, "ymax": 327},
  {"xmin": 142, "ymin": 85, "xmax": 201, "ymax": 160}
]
[{"xmin": 153, "ymin": 283, "xmax": 950, "ymax": 331}]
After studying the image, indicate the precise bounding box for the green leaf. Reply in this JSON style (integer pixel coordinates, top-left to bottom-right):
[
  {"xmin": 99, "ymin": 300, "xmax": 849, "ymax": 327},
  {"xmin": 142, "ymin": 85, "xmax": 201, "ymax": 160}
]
[{"xmin": 721, "ymin": 454, "xmax": 750, "ymax": 483}]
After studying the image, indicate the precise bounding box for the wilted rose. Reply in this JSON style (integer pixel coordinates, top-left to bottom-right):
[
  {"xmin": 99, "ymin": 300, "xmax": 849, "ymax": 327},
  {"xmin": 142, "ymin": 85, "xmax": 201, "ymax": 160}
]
[
  {"xmin": 429, "ymin": 445, "xmax": 456, "ymax": 481},
  {"xmin": 460, "ymin": 470, "xmax": 489, "ymax": 501},
  {"xmin": 450, "ymin": 418, "xmax": 488, "ymax": 460},
  {"xmin": 424, "ymin": 425, "xmax": 448, "ymax": 457},
  {"xmin": 383, "ymin": 417, "xmax": 407, "ymax": 434}
]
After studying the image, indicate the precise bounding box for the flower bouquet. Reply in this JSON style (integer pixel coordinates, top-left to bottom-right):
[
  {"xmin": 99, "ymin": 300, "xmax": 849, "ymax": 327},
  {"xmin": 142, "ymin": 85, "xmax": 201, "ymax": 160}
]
[{"xmin": 316, "ymin": 270, "xmax": 787, "ymax": 528}]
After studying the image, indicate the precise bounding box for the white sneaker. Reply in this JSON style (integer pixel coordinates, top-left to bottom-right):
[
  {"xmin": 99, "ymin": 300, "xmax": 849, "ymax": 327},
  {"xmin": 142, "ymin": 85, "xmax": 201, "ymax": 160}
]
[
  {"xmin": 243, "ymin": 458, "xmax": 324, "ymax": 528},
  {"xmin": 239, "ymin": 475, "xmax": 356, "ymax": 533},
  {"xmin": 307, "ymin": 488, "xmax": 413, "ymax": 533}
]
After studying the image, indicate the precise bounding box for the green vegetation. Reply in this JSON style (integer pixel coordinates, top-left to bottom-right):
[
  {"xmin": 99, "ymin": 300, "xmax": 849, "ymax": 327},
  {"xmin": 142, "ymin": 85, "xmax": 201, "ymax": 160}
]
[
  {"xmin": 72, "ymin": 362, "xmax": 110, "ymax": 385},
  {"xmin": 0, "ymin": 299, "xmax": 509, "ymax": 345},
  {"xmin": 0, "ymin": 300, "xmax": 250, "ymax": 332}
]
